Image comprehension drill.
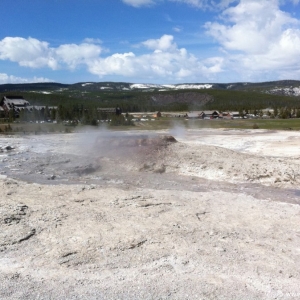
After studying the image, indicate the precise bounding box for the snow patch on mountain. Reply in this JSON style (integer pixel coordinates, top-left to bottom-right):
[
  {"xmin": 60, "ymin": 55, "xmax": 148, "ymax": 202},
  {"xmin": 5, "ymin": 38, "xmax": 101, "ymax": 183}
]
[
  {"xmin": 268, "ymin": 87, "xmax": 300, "ymax": 96},
  {"xmin": 226, "ymin": 85, "xmax": 235, "ymax": 89},
  {"xmin": 164, "ymin": 84, "xmax": 213, "ymax": 90},
  {"xmin": 130, "ymin": 84, "xmax": 161, "ymax": 89},
  {"xmin": 129, "ymin": 83, "xmax": 213, "ymax": 90}
]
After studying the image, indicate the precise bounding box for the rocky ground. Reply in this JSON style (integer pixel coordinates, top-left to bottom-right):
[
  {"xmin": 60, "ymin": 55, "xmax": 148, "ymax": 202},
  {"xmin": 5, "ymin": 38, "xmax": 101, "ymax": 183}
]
[{"xmin": 0, "ymin": 128, "xmax": 300, "ymax": 299}]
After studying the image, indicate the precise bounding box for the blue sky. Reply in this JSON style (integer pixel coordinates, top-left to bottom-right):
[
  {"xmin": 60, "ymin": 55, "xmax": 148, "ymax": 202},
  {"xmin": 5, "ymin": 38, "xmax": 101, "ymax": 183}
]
[{"xmin": 1, "ymin": 0, "xmax": 300, "ymax": 84}]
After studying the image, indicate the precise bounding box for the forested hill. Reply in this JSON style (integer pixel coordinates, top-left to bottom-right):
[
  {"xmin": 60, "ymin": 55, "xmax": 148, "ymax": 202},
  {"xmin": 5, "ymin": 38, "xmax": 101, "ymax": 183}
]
[
  {"xmin": 1, "ymin": 80, "xmax": 300, "ymax": 112},
  {"xmin": 0, "ymin": 82, "xmax": 69, "ymax": 92},
  {"xmin": 1, "ymin": 80, "xmax": 300, "ymax": 94}
]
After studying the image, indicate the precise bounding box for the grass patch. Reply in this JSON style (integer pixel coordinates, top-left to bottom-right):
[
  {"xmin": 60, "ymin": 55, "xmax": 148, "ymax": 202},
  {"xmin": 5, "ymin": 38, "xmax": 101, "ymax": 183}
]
[
  {"xmin": 0, "ymin": 123, "xmax": 70, "ymax": 134},
  {"xmin": 127, "ymin": 118, "xmax": 300, "ymax": 131},
  {"xmin": 1, "ymin": 118, "xmax": 300, "ymax": 134}
]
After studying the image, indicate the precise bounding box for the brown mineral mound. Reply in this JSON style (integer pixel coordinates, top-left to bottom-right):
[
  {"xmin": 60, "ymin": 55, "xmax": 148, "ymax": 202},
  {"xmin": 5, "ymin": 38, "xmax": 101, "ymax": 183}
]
[
  {"xmin": 91, "ymin": 134, "xmax": 177, "ymax": 174},
  {"xmin": 95, "ymin": 134, "xmax": 177, "ymax": 148},
  {"xmin": 92, "ymin": 134, "xmax": 177, "ymax": 161}
]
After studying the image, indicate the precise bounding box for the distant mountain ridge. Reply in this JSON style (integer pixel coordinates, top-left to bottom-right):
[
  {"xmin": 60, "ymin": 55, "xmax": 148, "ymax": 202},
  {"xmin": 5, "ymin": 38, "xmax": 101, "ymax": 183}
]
[{"xmin": 1, "ymin": 80, "xmax": 300, "ymax": 96}]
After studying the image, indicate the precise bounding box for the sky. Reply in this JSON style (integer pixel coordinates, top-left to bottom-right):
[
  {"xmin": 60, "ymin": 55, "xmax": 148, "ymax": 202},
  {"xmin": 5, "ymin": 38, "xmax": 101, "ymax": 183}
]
[{"xmin": 1, "ymin": 0, "xmax": 300, "ymax": 84}]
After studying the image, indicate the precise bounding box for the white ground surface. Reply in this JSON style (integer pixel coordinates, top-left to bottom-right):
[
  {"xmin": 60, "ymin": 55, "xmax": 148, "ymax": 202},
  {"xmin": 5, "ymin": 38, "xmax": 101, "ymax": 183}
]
[
  {"xmin": 176, "ymin": 128, "xmax": 300, "ymax": 157},
  {"xmin": 0, "ymin": 128, "xmax": 300, "ymax": 299}
]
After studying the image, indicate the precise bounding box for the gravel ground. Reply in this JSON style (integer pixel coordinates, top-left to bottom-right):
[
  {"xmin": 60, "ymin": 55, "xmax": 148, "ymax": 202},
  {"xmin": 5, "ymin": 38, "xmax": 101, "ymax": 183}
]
[{"xmin": 0, "ymin": 129, "xmax": 300, "ymax": 299}]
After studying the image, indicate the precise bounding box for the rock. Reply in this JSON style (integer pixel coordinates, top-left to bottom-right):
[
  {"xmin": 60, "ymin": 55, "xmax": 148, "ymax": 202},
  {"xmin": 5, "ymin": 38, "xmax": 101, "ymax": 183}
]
[
  {"xmin": 5, "ymin": 146, "xmax": 14, "ymax": 151},
  {"xmin": 154, "ymin": 164, "xmax": 166, "ymax": 174}
]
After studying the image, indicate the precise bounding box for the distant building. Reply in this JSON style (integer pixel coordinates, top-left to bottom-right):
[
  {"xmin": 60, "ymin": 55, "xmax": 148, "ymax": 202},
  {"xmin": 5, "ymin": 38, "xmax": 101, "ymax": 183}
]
[
  {"xmin": 222, "ymin": 111, "xmax": 241, "ymax": 119},
  {"xmin": 0, "ymin": 95, "xmax": 30, "ymax": 116},
  {"xmin": 187, "ymin": 111, "xmax": 202, "ymax": 118},
  {"xmin": 0, "ymin": 95, "xmax": 57, "ymax": 118},
  {"xmin": 0, "ymin": 106, "xmax": 5, "ymax": 117},
  {"xmin": 198, "ymin": 110, "xmax": 221, "ymax": 119}
]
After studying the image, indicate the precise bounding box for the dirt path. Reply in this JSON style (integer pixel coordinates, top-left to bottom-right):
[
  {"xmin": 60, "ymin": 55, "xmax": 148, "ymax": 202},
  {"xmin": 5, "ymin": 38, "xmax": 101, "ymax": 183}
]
[{"xmin": 1, "ymin": 129, "xmax": 300, "ymax": 299}]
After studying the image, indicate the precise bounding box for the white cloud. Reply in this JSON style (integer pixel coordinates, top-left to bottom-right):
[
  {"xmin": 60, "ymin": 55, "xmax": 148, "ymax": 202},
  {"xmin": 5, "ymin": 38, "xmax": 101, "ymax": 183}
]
[
  {"xmin": 121, "ymin": 0, "xmax": 155, "ymax": 7},
  {"xmin": 122, "ymin": 0, "xmax": 238, "ymax": 9},
  {"xmin": 87, "ymin": 35, "xmax": 223, "ymax": 81},
  {"xmin": 229, "ymin": 28, "xmax": 300, "ymax": 77},
  {"xmin": 0, "ymin": 73, "xmax": 52, "ymax": 84},
  {"xmin": 205, "ymin": 0, "xmax": 300, "ymax": 80},
  {"xmin": 55, "ymin": 43, "xmax": 102, "ymax": 70},
  {"xmin": 142, "ymin": 34, "xmax": 177, "ymax": 51},
  {"xmin": 0, "ymin": 37, "xmax": 103, "ymax": 70},
  {"xmin": 122, "ymin": 0, "xmax": 300, "ymax": 10},
  {"xmin": 206, "ymin": 0, "xmax": 299, "ymax": 53},
  {"xmin": 173, "ymin": 26, "xmax": 183, "ymax": 32},
  {"xmin": 4, "ymin": 0, "xmax": 300, "ymax": 86},
  {"xmin": 83, "ymin": 38, "xmax": 102, "ymax": 44},
  {"xmin": 0, "ymin": 35, "xmax": 223, "ymax": 82},
  {"xmin": 88, "ymin": 52, "xmax": 137, "ymax": 77},
  {"xmin": 169, "ymin": 0, "xmax": 208, "ymax": 8},
  {"xmin": 0, "ymin": 37, "xmax": 57, "ymax": 69},
  {"xmin": 123, "ymin": 0, "xmax": 211, "ymax": 8}
]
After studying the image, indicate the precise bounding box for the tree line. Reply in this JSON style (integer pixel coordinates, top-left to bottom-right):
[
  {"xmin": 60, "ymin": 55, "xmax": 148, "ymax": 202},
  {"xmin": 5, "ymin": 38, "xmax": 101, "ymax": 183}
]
[
  {"xmin": 12, "ymin": 104, "xmax": 133, "ymax": 126},
  {"xmin": 2, "ymin": 88, "xmax": 300, "ymax": 124},
  {"xmin": 2, "ymin": 104, "xmax": 298, "ymax": 125}
]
